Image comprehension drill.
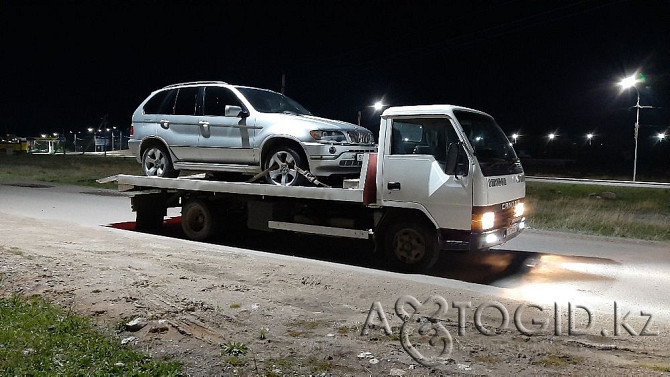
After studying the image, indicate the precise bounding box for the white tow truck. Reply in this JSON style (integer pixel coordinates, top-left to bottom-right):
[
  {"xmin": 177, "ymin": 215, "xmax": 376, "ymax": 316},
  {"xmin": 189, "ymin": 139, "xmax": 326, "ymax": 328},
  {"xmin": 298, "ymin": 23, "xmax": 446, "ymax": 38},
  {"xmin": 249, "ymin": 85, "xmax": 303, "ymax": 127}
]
[{"xmin": 102, "ymin": 105, "xmax": 526, "ymax": 272}]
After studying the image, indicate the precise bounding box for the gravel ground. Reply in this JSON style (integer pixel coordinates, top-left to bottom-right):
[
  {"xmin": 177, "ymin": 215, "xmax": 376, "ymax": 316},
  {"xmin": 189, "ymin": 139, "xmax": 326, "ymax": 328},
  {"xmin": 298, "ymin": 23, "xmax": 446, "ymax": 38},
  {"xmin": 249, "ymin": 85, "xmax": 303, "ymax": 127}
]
[{"xmin": 1, "ymin": 213, "xmax": 668, "ymax": 376}]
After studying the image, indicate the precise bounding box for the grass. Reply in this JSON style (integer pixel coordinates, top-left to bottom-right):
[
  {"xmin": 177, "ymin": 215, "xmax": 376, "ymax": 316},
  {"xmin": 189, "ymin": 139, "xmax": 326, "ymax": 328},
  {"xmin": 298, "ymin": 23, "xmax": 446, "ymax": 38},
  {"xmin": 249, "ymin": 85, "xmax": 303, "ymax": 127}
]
[
  {"xmin": 306, "ymin": 356, "xmax": 332, "ymax": 372},
  {"xmin": 0, "ymin": 153, "xmax": 141, "ymax": 189},
  {"xmin": 640, "ymin": 364, "xmax": 670, "ymax": 372},
  {"xmin": 530, "ymin": 354, "xmax": 583, "ymax": 367},
  {"xmin": 526, "ymin": 182, "xmax": 670, "ymax": 241},
  {"xmin": 221, "ymin": 341, "xmax": 249, "ymax": 356},
  {"xmin": 0, "ymin": 294, "xmax": 183, "ymax": 376},
  {"xmin": 1, "ymin": 152, "xmax": 668, "ymax": 241}
]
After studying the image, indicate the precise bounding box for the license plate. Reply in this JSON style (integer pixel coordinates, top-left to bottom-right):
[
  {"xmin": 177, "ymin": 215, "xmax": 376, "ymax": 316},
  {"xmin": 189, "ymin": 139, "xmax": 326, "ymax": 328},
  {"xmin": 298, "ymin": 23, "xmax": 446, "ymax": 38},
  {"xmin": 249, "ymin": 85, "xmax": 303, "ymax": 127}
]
[
  {"xmin": 506, "ymin": 223, "xmax": 519, "ymax": 237},
  {"xmin": 356, "ymin": 153, "xmax": 364, "ymax": 162}
]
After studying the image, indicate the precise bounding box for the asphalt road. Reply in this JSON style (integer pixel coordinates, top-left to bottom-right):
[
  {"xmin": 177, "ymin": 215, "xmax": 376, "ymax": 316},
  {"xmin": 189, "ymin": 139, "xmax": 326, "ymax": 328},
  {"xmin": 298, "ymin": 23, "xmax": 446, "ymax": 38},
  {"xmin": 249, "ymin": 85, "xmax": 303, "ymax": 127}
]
[
  {"xmin": 527, "ymin": 176, "xmax": 670, "ymax": 189},
  {"xmin": 1, "ymin": 179, "xmax": 668, "ymax": 327}
]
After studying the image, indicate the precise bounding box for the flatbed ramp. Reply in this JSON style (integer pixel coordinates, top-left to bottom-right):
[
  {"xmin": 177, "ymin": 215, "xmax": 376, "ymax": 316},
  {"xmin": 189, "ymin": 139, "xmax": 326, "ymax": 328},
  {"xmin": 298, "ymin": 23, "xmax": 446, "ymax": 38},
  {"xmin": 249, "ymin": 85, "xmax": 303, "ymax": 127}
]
[{"xmin": 103, "ymin": 174, "xmax": 365, "ymax": 203}]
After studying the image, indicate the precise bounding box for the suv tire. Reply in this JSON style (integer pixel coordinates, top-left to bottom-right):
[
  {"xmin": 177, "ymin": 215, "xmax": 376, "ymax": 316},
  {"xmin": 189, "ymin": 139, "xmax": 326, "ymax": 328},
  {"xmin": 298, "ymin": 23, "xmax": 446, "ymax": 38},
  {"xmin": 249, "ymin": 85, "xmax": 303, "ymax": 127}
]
[{"xmin": 142, "ymin": 144, "xmax": 179, "ymax": 178}]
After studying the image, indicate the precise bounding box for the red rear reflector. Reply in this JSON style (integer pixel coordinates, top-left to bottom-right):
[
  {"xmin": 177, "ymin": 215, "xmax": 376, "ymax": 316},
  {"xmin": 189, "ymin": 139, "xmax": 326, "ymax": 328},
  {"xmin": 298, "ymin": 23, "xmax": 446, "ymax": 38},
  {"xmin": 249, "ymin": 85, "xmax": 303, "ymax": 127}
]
[{"xmin": 130, "ymin": 124, "xmax": 134, "ymax": 137}]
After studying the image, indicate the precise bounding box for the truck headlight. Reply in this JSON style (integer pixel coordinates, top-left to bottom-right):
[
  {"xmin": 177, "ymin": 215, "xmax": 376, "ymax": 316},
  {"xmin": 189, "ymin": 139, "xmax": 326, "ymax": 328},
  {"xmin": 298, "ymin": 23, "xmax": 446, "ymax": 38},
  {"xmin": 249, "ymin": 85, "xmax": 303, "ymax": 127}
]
[
  {"xmin": 514, "ymin": 202, "xmax": 525, "ymax": 217},
  {"xmin": 310, "ymin": 130, "xmax": 347, "ymax": 143},
  {"xmin": 481, "ymin": 212, "xmax": 495, "ymax": 230}
]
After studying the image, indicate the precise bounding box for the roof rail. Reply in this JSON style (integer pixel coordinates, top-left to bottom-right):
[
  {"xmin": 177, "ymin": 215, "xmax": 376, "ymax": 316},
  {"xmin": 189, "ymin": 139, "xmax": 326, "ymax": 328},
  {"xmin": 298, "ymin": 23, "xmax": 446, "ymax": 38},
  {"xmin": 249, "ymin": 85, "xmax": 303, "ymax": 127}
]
[{"xmin": 162, "ymin": 81, "xmax": 228, "ymax": 89}]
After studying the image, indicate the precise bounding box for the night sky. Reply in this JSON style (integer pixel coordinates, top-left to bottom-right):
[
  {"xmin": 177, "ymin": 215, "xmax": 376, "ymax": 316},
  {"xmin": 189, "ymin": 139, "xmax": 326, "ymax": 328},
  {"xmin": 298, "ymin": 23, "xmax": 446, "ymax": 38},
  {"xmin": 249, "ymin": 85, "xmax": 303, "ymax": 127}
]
[{"xmin": 2, "ymin": 0, "xmax": 669, "ymax": 165}]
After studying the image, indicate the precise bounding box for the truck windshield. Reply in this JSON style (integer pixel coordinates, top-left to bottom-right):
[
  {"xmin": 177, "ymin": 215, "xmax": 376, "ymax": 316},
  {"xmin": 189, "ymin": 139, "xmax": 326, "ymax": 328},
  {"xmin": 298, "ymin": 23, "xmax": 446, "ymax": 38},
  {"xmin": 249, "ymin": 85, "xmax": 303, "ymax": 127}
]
[
  {"xmin": 236, "ymin": 87, "xmax": 312, "ymax": 115},
  {"xmin": 454, "ymin": 110, "xmax": 523, "ymax": 176}
]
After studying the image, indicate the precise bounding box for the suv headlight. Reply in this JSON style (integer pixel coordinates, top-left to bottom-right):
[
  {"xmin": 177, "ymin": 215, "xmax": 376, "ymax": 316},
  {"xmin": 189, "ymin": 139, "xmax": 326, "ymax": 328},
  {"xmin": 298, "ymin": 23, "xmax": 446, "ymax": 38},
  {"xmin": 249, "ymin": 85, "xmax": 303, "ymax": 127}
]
[{"xmin": 310, "ymin": 130, "xmax": 347, "ymax": 143}]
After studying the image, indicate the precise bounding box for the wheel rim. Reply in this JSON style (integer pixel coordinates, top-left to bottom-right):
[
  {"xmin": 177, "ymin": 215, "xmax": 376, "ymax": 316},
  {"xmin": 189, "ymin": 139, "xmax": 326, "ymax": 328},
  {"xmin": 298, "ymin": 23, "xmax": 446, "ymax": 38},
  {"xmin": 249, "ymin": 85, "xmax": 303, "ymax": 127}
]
[
  {"xmin": 267, "ymin": 151, "xmax": 298, "ymax": 186},
  {"xmin": 392, "ymin": 228, "xmax": 426, "ymax": 264},
  {"xmin": 144, "ymin": 147, "xmax": 166, "ymax": 177},
  {"xmin": 184, "ymin": 206, "xmax": 206, "ymax": 233}
]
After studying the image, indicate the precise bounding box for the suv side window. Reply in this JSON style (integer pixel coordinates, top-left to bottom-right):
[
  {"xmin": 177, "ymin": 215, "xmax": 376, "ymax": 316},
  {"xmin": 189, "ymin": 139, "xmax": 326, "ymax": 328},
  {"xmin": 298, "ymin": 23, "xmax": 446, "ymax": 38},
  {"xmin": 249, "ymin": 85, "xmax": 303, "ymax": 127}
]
[
  {"xmin": 144, "ymin": 89, "xmax": 177, "ymax": 114},
  {"xmin": 203, "ymin": 87, "xmax": 244, "ymax": 116},
  {"xmin": 174, "ymin": 87, "xmax": 199, "ymax": 115}
]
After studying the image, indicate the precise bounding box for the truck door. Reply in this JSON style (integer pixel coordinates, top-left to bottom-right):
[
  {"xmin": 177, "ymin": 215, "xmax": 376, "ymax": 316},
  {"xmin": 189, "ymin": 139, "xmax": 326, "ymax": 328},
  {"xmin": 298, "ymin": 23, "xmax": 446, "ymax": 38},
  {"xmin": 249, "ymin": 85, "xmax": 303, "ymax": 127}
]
[{"xmin": 379, "ymin": 116, "xmax": 473, "ymax": 231}]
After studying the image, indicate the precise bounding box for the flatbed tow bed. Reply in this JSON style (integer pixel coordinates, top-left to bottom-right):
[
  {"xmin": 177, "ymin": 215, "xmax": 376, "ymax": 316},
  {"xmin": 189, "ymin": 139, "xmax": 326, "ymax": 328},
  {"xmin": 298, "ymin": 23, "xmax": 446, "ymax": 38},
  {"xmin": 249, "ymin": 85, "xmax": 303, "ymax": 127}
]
[{"xmin": 104, "ymin": 174, "xmax": 365, "ymax": 203}]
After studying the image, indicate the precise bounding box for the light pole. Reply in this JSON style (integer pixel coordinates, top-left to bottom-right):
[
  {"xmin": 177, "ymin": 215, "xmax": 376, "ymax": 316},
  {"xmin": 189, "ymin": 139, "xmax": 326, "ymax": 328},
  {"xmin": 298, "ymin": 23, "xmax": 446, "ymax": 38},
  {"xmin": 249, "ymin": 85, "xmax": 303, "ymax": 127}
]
[
  {"xmin": 618, "ymin": 73, "xmax": 653, "ymax": 182},
  {"xmin": 586, "ymin": 133, "xmax": 594, "ymax": 146}
]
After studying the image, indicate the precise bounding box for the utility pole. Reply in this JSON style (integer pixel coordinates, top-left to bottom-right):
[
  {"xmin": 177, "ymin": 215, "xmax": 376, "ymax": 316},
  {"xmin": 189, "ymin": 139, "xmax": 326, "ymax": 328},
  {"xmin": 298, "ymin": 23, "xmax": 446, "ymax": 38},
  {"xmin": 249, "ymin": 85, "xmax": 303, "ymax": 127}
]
[{"xmin": 281, "ymin": 73, "xmax": 286, "ymax": 94}]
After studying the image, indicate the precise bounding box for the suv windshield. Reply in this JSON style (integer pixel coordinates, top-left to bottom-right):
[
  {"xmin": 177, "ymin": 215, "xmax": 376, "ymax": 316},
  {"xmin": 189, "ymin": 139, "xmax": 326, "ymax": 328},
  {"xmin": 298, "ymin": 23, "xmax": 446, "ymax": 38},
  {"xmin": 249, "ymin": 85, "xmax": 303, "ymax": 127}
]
[
  {"xmin": 454, "ymin": 110, "xmax": 523, "ymax": 176},
  {"xmin": 236, "ymin": 87, "xmax": 311, "ymax": 115}
]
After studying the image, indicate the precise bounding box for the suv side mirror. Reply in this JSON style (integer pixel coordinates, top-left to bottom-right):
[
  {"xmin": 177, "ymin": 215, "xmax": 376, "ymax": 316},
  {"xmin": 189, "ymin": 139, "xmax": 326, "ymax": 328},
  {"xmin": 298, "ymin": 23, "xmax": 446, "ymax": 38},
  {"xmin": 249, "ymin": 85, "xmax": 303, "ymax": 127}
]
[
  {"xmin": 225, "ymin": 105, "xmax": 249, "ymax": 118},
  {"xmin": 445, "ymin": 142, "xmax": 468, "ymax": 176}
]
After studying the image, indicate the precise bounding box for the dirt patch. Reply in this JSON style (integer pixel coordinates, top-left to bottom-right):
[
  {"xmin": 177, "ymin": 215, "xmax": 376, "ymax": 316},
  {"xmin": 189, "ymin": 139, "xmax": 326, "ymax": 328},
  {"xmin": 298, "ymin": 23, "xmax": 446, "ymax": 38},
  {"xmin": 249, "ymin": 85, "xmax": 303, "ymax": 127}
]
[{"xmin": 0, "ymin": 214, "xmax": 668, "ymax": 376}]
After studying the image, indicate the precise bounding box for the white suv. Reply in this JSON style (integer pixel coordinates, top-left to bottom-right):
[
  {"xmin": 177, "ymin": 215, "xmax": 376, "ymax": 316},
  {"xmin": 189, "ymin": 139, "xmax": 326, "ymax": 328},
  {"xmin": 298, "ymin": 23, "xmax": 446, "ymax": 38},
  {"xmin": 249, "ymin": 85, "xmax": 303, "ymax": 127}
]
[{"xmin": 129, "ymin": 81, "xmax": 376, "ymax": 186}]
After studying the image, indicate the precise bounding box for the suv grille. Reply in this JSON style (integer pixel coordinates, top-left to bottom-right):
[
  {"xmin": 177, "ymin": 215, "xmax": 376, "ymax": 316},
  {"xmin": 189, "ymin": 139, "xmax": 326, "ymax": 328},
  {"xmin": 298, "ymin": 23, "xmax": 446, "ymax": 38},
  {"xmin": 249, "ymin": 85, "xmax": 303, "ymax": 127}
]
[{"xmin": 347, "ymin": 131, "xmax": 374, "ymax": 144}]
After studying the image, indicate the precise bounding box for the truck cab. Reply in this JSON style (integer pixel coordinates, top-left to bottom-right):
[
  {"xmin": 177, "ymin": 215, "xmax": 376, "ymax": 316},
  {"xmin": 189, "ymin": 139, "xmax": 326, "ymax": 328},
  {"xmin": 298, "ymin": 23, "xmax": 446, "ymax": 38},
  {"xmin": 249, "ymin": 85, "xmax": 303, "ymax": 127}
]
[{"xmin": 376, "ymin": 105, "xmax": 525, "ymax": 257}]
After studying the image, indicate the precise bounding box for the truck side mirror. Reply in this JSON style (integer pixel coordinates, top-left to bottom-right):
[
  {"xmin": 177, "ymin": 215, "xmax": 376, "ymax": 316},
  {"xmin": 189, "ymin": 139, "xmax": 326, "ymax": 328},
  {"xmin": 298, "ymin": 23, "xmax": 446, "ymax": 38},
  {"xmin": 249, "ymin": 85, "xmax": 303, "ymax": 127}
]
[
  {"xmin": 445, "ymin": 142, "xmax": 468, "ymax": 176},
  {"xmin": 225, "ymin": 105, "xmax": 249, "ymax": 118}
]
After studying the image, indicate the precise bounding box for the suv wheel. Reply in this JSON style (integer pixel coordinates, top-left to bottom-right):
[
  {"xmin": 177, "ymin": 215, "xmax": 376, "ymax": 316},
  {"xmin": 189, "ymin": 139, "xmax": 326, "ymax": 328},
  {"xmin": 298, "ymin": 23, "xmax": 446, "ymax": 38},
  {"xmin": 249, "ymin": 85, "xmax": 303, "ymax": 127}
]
[
  {"xmin": 142, "ymin": 144, "xmax": 178, "ymax": 178},
  {"xmin": 264, "ymin": 146, "xmax": 305, "ymax": 186}
]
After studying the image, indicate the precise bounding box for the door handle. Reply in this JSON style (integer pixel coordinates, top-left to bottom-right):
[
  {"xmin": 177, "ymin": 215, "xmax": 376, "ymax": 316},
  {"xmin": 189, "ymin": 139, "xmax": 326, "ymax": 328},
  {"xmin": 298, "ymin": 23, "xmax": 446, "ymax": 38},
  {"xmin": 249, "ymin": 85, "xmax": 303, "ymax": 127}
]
[
  {"xmin": 159, "ymin": 120, "xmax": 169, "ymax": 129},
  {"xmin": 387, "ymin": 181, "xmax": 401, "ymax": 190}
]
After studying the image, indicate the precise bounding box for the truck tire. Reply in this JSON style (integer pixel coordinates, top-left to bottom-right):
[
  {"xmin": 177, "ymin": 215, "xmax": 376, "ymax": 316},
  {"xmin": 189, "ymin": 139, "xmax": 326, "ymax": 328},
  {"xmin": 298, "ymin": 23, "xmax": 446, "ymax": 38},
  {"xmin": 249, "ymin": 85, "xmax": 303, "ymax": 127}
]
[
  {"xmin": 181, "ymin": 199, "xmax": 218, "ymax": 241},
  {"xmin": 264, "ymin": 146, "xmax": 306, "ymax": 186},
  {"xmin": 142, "ymin": 144, "xmax": 179, "ymax": 178},
  {"xmin": 384, "ymin": 219, "xmax": 440, "ymax": 272}
]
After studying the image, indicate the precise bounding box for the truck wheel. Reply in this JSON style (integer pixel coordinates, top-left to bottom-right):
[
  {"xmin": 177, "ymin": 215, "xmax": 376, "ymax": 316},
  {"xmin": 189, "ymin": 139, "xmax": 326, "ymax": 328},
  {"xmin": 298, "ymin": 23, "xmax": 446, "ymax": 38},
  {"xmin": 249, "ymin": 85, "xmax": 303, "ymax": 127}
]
[
  {"xmin": 264, "ymin": 146, "xmax": 305, "ymax": 186},
  {"xmin": 181, "ymin": 200, "xmax": 218, "ymax": 241},
  {"xmin": 384, "ymin": 220, "xmax": 440, "ymax": 272},
  {"xmin": 142, "ymin": 144, "xmax": 178, "ymax": 178}
]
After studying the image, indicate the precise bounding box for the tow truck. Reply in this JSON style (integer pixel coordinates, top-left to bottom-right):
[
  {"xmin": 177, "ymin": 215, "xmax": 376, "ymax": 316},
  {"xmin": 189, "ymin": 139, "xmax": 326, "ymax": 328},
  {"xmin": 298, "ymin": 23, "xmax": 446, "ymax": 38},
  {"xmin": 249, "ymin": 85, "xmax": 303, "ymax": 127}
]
[{"xmin": 101, "ymin": 105, "xmax": 526, "ymax": 272}]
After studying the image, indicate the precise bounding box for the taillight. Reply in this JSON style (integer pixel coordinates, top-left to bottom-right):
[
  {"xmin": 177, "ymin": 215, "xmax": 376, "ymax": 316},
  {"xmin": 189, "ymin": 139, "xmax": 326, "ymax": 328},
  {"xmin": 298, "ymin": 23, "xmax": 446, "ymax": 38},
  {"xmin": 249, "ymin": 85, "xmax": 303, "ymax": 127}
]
[{"xmin": 130, "ymin": 124, "xmax": 134, "ymax": 137}]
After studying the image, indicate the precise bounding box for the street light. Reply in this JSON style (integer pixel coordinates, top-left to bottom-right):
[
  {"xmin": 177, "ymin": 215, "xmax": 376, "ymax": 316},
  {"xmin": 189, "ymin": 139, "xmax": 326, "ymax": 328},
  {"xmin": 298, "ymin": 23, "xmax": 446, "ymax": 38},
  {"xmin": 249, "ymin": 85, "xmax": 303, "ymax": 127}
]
[
  {"xmin": 618, "ymin": 72, "xmax": 653, "ymax": 182},
  {"xmin": 511, "ymin": 133, "xmax": 519, "ymax": 144},
  {"xmin": 658, "ymin": 132, "xmax": 666, "ymax": 141},
  {"xmin": 586, "ymin": 133, "xmax": 594, "ymax": 146},
  {"xmin": 358, "ymin": 100, "xmax": 386, "ymax": 126},
  {"xmin": 548, "ymin": 133, "xmax": 556, "ymax": 140}
]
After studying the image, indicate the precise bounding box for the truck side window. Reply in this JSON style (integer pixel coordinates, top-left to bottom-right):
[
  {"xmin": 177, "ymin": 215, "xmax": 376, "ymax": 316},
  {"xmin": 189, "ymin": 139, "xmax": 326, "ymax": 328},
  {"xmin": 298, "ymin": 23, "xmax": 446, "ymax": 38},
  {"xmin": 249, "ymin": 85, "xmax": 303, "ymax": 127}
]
[{"xmin": 390, "ymin": 118, "xmax": 459, "ymax": 168}]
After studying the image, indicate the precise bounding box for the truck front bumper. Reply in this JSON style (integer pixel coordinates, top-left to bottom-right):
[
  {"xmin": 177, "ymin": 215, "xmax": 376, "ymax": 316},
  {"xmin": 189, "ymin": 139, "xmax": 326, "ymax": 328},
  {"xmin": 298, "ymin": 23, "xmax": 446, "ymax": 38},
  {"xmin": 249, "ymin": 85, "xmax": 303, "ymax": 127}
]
[
  {"xmin": 470, "ymin": 216, "xmax": 526, "ymax": 250},
  {"xmin": 438, "ymin": 216, "xmax": 526, "ymax": 251}
]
